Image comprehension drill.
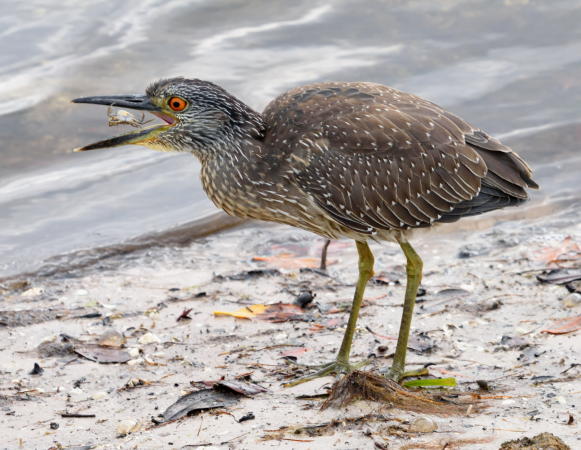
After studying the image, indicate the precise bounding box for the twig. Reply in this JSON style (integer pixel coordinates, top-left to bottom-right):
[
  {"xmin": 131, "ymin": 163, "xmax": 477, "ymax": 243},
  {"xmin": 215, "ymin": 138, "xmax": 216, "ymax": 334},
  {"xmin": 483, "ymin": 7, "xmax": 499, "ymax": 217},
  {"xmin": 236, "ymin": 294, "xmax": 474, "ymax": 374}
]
[
  {"xmin": 60, "ymin": 412, "xmax": 96, "ymax": 418},
  {"xmin": 197, "ymin": 415, "xmax": 204, "ymax": 437}
]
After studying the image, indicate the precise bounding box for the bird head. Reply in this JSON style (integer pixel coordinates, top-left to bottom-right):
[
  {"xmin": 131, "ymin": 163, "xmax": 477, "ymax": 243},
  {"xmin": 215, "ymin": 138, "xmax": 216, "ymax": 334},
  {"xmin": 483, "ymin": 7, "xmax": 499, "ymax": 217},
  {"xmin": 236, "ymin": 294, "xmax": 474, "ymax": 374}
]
[{"xmin": 73, "ymin": 77, "xmax": 265, "ymax": 159}]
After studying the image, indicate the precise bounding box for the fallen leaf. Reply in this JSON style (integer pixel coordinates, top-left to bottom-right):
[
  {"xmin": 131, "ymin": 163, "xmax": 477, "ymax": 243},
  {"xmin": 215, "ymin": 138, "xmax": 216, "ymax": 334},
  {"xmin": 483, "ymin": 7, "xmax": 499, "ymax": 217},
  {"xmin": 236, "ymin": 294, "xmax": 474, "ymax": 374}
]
[
  {"xmin": 537, "ymin": 268, "xmax": 581, "ymax": 285},
  {"xmin": 217, "ymin": 380, "xmax": 267, "ymax": 396},
  {"xmin": 541, "ymin": 315, "xmax": 581, "ymax": 334},
  {"xmin": 74, "ymin": 344, "xmax": 132, "ymax": 363},
  {"xmin": 155, "ymin": 389, "xmax": 239, "ymax": 424},
  {"xmin": 214, "ymin": 303, "xmax": 306, "ymax": 322},
  {"xmin": 252, "ymin": 253, "xmax": 321, "ymax": 269},
  {"xmin": 177, "ymin": 308, "xmax": 193, "ymax": 321},
  {"xmin": 366, "ymin": 326, "xmax": 397, "ymax": 341},
  {"xmin": 256, "ymin": 303, "xmax": 305, "ymax": 322},
  {"xmin": 402, "ymin": 378, "xmax": 457, "ymax": 388},
  {"xmin": 213, "ymin": 304, "xmax": 268, "ymax": 319},
  {"xmin": 535, "ymin": 236, "xmax": 581, "ymax": 264},
  {"xmin": 280, "ymin": 348, "xmax": 309, "ymax": 358}
]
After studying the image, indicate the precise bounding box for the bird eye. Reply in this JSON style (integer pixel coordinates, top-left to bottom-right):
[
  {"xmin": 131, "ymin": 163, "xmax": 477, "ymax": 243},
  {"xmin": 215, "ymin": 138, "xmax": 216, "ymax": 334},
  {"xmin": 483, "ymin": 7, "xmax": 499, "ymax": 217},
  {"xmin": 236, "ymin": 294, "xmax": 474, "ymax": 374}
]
[{"xmin": 168, "ymin": 96, "xmax": 187, "ymax": 112}]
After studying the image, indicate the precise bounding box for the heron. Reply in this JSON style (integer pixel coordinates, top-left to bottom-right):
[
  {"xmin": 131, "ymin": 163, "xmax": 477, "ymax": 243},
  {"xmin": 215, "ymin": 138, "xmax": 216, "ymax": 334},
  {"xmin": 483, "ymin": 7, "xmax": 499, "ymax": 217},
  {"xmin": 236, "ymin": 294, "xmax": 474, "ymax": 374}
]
[{"xmin": 73, "ymin": 78, "xmax": 538, "ymax": 383}]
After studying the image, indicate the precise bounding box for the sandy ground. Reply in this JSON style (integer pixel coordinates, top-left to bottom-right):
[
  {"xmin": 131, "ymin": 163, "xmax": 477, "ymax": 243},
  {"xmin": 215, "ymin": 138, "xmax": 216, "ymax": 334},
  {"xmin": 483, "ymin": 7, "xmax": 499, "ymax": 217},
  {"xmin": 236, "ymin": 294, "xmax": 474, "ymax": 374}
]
[{"xmin": 1, "ymin": 203, "xmax": 580, "ymax": 450}]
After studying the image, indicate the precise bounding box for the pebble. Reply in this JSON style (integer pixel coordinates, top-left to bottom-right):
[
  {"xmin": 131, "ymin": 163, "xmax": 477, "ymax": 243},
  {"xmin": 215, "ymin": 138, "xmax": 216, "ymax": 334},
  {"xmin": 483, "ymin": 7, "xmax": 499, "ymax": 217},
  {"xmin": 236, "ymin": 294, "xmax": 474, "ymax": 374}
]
[
  {"xmin": 116, "ymin": 419, "xmax": 140, "ymax": 437},
  {"xmin": 128, "ymin": 347, "xmax": 140, "ymax": 357},
  {"xmin": 127, "ymin": 358, "xmax": 144, "ymax": 366},
  {"xmin": 21, "ymin": 287, "xmax": 43, "ymax": 298},
  {"xmin": 138, "ymin": 332, "xmax": 161, "ymax": 345},
  {"xmin": 409, "ymin": 417, "xmax": 437, "ymax": 433},
  {"xmin": 562, "ymin": 293, "xmax": 581, "ymax": 308},
  {"xmin": 68, "ymin": 387, "xmax": 85, "ymax": 402},
  {"xmin": 92, "ymin": 391, "xmax": 107, "ymax": 400},
  {"xmin": 40, "ymin": 335, "xmax": 57, "ymax": 344},
  {"xmin": 98, "ymin": 330, "xmax": 126, "ymax": 348}
]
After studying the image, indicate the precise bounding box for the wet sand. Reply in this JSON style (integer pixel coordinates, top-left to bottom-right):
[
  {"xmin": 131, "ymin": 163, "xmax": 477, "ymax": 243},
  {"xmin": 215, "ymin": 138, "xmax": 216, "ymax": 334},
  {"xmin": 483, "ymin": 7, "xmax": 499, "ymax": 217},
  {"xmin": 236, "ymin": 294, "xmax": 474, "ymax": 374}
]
[{"xmin": 1, "ymin": 203, "xmax": 579, "ymax": 449}]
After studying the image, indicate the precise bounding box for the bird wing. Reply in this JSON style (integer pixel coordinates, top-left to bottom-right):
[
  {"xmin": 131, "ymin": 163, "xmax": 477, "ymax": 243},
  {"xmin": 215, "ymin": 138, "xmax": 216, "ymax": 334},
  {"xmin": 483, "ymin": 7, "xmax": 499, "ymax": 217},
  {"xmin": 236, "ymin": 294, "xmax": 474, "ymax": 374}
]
[{"xmin": 262, "ymin": 82, "xmax": 536, "ymax": 234}]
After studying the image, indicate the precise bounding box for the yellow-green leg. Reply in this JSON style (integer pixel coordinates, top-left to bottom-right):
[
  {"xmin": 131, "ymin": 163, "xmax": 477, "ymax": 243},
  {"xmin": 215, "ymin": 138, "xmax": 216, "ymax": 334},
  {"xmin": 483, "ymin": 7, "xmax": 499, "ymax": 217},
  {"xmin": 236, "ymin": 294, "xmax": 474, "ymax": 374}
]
[
  {"xmin": 284, "ymin": 240, "xmax": 374, "ymax": 387},
  {"xmin": 388, "ymin": 240, "xmax": 423, "ymax": 381}
]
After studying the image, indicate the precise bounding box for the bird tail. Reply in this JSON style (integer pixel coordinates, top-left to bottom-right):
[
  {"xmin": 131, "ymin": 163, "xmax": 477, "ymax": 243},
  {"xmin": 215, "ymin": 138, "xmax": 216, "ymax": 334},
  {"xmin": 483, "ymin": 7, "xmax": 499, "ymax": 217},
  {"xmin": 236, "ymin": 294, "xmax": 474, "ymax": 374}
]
[{"xmin": 438, "ymin": 130, "xmax": 539, "ymax": 223}]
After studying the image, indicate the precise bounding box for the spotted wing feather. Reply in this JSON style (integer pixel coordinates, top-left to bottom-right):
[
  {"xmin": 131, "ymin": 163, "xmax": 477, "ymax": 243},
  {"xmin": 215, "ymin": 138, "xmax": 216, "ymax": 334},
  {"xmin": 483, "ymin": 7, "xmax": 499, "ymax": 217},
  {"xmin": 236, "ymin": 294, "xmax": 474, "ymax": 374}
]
[{"xmin": 262, "ymin": 82, "xmax": 537, "ymax": 234}]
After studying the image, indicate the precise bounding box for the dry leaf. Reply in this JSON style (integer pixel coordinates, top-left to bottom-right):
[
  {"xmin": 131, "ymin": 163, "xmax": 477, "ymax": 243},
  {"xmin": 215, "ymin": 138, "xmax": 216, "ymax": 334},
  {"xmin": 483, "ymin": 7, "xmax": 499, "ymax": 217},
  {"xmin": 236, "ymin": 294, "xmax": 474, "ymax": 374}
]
[
  {"xmin": 252, "ymin": 253, "xmax": 321, "ymax": 269},
  {"xmin": 213, "ymin": 303, "xmax": 305, "ymax": 322},
  {"xmin": 537, "ymin": 268, "xmax": 581, "ymax": 285},
  {"xmin": 155, "ymin": 389, "xmax": 239, "ymax": 424},
  {"xmin": 280, "ymin": 347, "xmax": 309, "ymax": 358},
  {"xmin": 74, "ymin": 344, "xmax": 132, "ymax": 363},
  {"xmin": 213, "ymin": 304, "xmax": 268, "ymax": 319},
  {"xmin": 541, "ymin": 315, "xmax": 581, "ymax": 334},
  {"xmin": 535, "ymin": 237, "xmax": 580, "ymax": 264},
  {"xmin": 256, "ymin": 303, "xmax": 305, "ymax": 322},
  {"xmin": 217, "ymin": 380, "xmax": 267, "ymax": 396}
]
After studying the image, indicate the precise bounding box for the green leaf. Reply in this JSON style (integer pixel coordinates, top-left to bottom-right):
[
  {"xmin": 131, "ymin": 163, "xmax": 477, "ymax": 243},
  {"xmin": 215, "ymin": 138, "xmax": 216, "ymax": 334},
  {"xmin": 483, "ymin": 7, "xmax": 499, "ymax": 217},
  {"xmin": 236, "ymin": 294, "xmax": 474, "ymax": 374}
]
[{"xmin": 403, "ymin": 377, "xmax": 457, "ymax": 388}]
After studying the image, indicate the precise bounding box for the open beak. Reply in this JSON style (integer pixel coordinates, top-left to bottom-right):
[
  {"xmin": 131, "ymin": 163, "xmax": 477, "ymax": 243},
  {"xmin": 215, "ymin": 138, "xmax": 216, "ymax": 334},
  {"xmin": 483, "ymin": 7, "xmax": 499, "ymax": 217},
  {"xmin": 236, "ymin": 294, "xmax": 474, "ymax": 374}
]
[{"xmin": 72, "ymin": 94, "xmax": 175, "ymax": 151}]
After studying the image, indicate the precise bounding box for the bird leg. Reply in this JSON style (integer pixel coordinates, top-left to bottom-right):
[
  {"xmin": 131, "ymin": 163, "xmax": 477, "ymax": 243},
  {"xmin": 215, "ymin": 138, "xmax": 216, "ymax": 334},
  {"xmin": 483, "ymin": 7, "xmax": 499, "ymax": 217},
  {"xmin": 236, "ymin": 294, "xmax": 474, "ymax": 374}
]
[
  {"xmin": 387, "ymin": 240, "xmax": 423, "ymax": 381},
  {"xmin": 319, "ymin": 239, "xmax": 331, "ymax": 270},
  {"xmin": 284, "ymin": 241, "xmax": 374, "ymax": 387}
]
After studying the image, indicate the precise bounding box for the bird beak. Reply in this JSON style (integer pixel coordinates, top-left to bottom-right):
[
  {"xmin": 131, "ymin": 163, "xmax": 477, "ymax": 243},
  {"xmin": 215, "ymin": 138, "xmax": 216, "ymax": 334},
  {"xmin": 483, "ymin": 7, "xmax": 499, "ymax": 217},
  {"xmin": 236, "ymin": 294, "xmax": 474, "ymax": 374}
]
[{"xmin": 72, "ymin": 94, "xmax": 175, "ymax": 152}]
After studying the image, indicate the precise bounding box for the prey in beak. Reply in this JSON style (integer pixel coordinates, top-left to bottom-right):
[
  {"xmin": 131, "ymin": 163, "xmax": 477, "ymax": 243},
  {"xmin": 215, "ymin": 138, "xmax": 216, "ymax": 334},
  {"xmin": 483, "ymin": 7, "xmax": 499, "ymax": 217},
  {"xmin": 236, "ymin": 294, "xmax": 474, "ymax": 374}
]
[{"xmin": 72, "ymin": 95, "xmax": 178, "ymax": 151}]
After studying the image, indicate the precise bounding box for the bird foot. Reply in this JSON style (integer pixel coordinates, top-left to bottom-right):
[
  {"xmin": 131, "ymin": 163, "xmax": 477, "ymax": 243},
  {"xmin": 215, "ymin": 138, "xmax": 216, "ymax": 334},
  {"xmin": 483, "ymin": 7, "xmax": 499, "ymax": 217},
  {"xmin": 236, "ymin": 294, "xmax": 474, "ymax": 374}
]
[{"xmin": 283, "ymin": 359, "xmax": 370, "ymax": 387}]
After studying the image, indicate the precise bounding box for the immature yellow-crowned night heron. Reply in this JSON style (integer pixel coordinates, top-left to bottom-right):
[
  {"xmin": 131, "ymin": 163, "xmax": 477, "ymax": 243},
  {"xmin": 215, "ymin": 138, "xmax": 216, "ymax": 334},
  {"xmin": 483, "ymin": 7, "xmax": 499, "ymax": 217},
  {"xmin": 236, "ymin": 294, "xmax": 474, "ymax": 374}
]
[{"xmin": 73, "ymin": 78, "xmax": 538, "ymax": 383}]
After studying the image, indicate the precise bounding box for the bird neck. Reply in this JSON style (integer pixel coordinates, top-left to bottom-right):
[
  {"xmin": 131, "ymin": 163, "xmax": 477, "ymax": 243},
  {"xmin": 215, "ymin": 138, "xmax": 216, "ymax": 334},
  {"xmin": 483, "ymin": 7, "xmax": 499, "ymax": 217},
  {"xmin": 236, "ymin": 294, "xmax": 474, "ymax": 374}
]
[
  {"xmin": 192, "ymin": 104, "xmax": 266, "ymax": 165},
  {"xmin": 198, "ymin": 129, "xmax": 292, "ymax": 220}
]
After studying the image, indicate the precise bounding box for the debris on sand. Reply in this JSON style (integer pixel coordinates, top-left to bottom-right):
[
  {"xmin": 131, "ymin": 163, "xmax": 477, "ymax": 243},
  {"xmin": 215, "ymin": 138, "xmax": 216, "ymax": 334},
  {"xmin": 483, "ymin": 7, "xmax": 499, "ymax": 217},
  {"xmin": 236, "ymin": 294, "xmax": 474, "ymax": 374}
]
[
  {"xmin": 154, "ymin": 379, "xmax": 267, "ymax": 424},
  {"xmin": 214, "ymin": 380, "xmax": 268, "ymax": 397},
  {"xmin": 408, "ymin": 417, "xmax": 437, "ymax": 433},
  {"xmin": 36, "ymin": 330, "xmax": 133, "ymax": 363},
  {"xmin": 74, "ymin": 344, "xmax": 132, "ymax": 364},
  {"xmin": 537, "ymin": 268, "xmax": 581, "ymax": 286},
  {"xmin": 36, "ymin": 334, "xmax": 76, "ymax": 358},
  {"xmin": 541, "ymin": 315, "xmax": 581, "ymax": 335},
  {"xmin": 29, "ymin": 362, "xmax": 44, "ymax": 375},
  {"xmin": 499, "ymin": 432, "xmax": 571, "ymax": 450},
  {"xmin": 261, "ymin": 413, "xmax": 396, "ymax": 441},
  {"xmin": 97, "ymin": 330, "xmax": 126, "ymax": 348},
  {"xmin": 154, "ymin": 389, "xmax": 239, "ymax": 424},
  {"xmin": 2, "ymin": 205, "xmax": 580, "ymax": 448},
  {"xmin": 293, "ymin": 290, "xmax": 315, "ymax": 307},
  {"xmin": 116, "ymin": 419, "xmax": 141, "ymax": 437},
  {"xmin": 252, "ymin": 253, "xmax": 322, "ymax": 269},
  {"xmin": 213, "ymin": 302, "xmax": 308, "ymax": 322},
  {"xmin": 321, "ymin": 371, "xmax": 476, "ymax": 415},
  {"xmin": 213, "ymin": 268, "xmax": 280, "ymax": 281}
]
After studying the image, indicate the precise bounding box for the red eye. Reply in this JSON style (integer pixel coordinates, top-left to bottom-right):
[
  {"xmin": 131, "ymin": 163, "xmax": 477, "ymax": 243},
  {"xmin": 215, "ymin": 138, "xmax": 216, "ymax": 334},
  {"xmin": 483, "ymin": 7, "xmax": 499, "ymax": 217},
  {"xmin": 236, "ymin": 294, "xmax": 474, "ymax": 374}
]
[{"xmin": 168, "ymin": 96, "xmax": 187, "ymax": 111}]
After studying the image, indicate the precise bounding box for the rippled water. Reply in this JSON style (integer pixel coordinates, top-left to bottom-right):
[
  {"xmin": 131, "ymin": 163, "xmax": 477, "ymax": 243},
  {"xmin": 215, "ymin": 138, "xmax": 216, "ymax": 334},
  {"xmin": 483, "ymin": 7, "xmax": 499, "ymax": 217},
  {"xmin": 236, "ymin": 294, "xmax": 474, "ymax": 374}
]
[{"xmin": 1, "ymin": 0, "xmax": 580, "ymax": 277}]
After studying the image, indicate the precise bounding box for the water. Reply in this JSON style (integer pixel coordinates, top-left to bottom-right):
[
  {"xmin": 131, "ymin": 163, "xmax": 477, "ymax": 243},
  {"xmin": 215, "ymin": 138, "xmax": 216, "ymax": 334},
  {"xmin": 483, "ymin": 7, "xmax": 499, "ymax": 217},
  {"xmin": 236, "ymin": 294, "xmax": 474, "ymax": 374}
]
[{"xmin": 1, "ymin": 0, "xmax": 580, "ymax": 278}]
